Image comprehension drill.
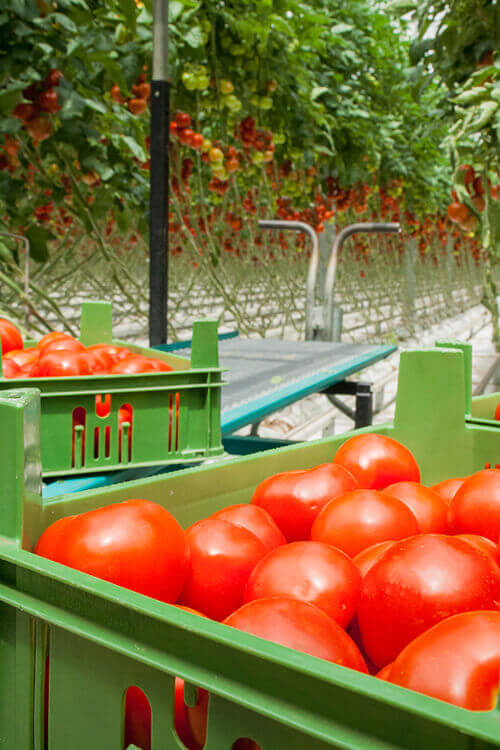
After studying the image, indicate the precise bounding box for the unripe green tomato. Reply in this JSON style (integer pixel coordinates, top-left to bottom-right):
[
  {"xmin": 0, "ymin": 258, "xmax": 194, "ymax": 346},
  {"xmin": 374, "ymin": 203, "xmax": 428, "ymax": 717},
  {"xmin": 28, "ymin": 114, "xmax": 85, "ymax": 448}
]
[
  {"xmin": 252, "ymin": 151, "xmax": 264, "ymax": 165},
  {"xmin": 250, "ymin": 94, "xmax": 260, "ymax": 108},
  {"xmin": 196, "ymin": 75, "xmax": 210, "ymax": 90},
  {"xmin": 212, "ymin": 167, "xmax": 228, "ymax": 180},
  {"xmin": 201, "ymin": 139, "xmax": 212, "ymax": 153},
  {"xmin": 274, "ymin": 133, "xmax": 286, "ymax": 144},
  {"xmin": 219, "ymin": 80, "xmax": 234, "ymax": 94},
  {"xmin": 226, "ymin": 95, "xmax": 242, "ymax": 112},
  {"xmin": 267, "ymin": 80, "xmax": 278, "ymax": 93},
  {"xmin": 259, "ymin": 96, "xmax": 273, "ymax": 110},
  {"xmin": 182, "ymin": 72, "xmax": 197, "ymax": 90}
]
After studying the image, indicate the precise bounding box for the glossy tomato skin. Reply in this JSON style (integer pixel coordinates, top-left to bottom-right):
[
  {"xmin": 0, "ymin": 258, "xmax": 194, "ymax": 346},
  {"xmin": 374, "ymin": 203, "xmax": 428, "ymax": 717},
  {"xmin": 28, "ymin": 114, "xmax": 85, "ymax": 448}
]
[
  {"xmin": 4, "ymin": 347, "xmax": 40, "ymax": 370},
  {"xmin": 111, "ymin": 355, "xmax": 159, "ymax": 374},
  {"xmin": 1, "ymin": 358, "xmax": 21, "ymax": 378},
  {"xmin": 180, "ymin": 519, "xmax": 267, "ymax": 620},
  {"xmin": 333, "ymin": 434, "xmax": 420, "ymax": 490},
  {"xmin": 387, "ymin": 611, "xmax": 500, "ymax": 710},
  {"xmin": 311, "ymin": 489, "xmax": 418, "ymax": 557},
  {"xmin": 448, "ymin": 469, "xmax": 500, "ymax": 542},
  {"xmin": 495, "ymin": 402, "xmax": 500, "ymax": 421},
  {"xmin": 376, "ymin": 663, "xmax": 393, "ymax": 681},
  {"xmin": 210, "ymin": 503, "xmax": 286, "ymax": 553},
  {"xmin": 456, "ymin": 534, "xmax": 498, "ymax": 560},
  {"xmin": 33, "ymin": 351, "xmax": 90, "ymax": 377},
  {"xmin": 86, "ymin": 344, "xmax": 131, "ymax": 366},
  {"xmin": 224, "ymin": 597, "xmax": 367, "ymax": 672},
  {"xmin": 37, "ymin": 331, "xmax": 68, "ymax": 352},
  {"xmin": 34, "ymin": 515, "xmax": 76, "ymax": 555},
  {"xmin": 124, "ymin": 686, "xmax": 151, "ymax": 750},
  {"xmin": 384, "ymin": 482, "xmax": 447, "ymax": 533},
  {"xmin": 0, "ymin": 318, "xmax": 23, "ymax": 354},
  {"xmin": 243, "ymin": 541, "xmax": 361, "ymax": 628},
  {"xmin": 35, "ymin": 499, "xmax": 189, "ymax": 603},
  {"xmin": 358, "ymin": 534, "xmax": 500, "ymax": 667},
  {"xmin": 41, "ymin": 336, "xmax": 85, "ymax": 354},
  {"xmin": 251, "ymin": 463, "xmax": 358, "ymax": 542},
  {"xmin": 431, "ymin": 477, "xmax": 466, "ymax": 505},
  {"xmin": 352, "ymin": 541, "xmax": 395, "ymax": 578}
]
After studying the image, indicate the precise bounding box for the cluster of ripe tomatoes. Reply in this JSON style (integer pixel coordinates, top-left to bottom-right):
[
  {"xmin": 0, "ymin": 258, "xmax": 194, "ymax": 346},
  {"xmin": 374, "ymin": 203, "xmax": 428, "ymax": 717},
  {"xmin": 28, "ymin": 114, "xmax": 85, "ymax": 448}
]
[
  {"xmin": 33, "ymin": 432, "xmax": 500, "ymax": 749},
  {"xmin": 0, "ymin": 317, "xmax": 172, "ymax": 378}
]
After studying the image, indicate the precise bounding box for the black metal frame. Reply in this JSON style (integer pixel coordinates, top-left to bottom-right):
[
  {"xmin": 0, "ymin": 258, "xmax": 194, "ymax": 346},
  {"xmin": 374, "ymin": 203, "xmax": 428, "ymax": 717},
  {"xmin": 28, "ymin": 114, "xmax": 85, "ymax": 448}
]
[
  {"xmin": 324, "ymin": 380, "xmax": 373, "ymax": 429},
  {"xmin": 148, "ymin": 79, "xmax": 170, "ymax": 346}
]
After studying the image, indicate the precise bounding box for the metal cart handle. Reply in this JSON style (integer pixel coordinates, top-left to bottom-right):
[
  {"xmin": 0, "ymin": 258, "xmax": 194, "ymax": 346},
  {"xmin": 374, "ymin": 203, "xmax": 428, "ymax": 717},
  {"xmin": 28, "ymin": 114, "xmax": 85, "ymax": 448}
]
[
  {"xmin": 323, "ymin": 222, "xmax": 401, "ymax": 341},
  {"xmin": 258, "ymin": 220, "xmax": 320, "ymax": 341}
]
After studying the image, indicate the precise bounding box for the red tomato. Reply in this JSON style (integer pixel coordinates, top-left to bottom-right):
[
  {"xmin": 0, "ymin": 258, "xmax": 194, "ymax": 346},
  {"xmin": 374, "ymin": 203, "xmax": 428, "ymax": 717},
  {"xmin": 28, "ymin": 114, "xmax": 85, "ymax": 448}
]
[
  {"xmin": 34, "ymin": 515, "xmax": 77, "ymax": 556},
  {"xmin": 41, "ymin": 335, "xmax": 85, "ymax": 354},
  {"xmin": 210, "ymin": 504, "xmax": 286, "ymax": 553},
  {"xmin": 376, "ymin": 663, "xmax": 393, "ymax": 681},
  {"xmin": 4, "ymin": 347, "xmax": 40, "ymax": 370},
  {"xmin": 448, "ymin": 469, "xmax": 500, "ymax": 542},
  {"xmin": 86, "ymin": 344, "xmax": 132, "ymax": 366},
  {"xmin": 456, "ymin": 534, "xmax": 498, "ymax": 560},
  {"xmin": 124, "ymin": 686, "xmax": 151, "ymax": 750},
  {"xmin": 111, "ymin": 355, "xmax": 159, "ymax": 374},
  {"xmin": 180, "ymin": 519, "xmax": 267, "ymax": 620},
  {"xmin": 358, "ymin": 534, "xmax": 500, "ymax": 667},
  {"xmin": 37, "ymin": 331, "xmax": 68, "ymax": 351},
  {"xmin": 0, "ymin": 317, "xmax": 23, "ymax": 354},
  {"xmin": 311, "ymin": 489, "xmax": 418, "ymax": 557},
  {"xmin": 33, "ymin": 351, "xmax": 90, "ymax": 377},
  {"xmin": 352, "ymin": 541, "xmax": 395, "ymax": 578},
  {"xmin": 224, "ymin": 598, "xmax": 368, "ymax": 673},
  {"xmin": 176, "ymin": 679, "xmax": 207, "ymax": 750},
  {"xmin": 387, "ymin": 611, "xmax": 500, "ymax": 710},
  {"xmin": 1, "ymin": 358, "xmax": 21, "ymax": 378},
  {"xmin": 333, "ymin": 434, "xmax": 420, "ymax": 489},
  {"xmin": 35, "ymin": 499, "xmax": 188, "ymax": 603},
  {"xmin": 495, "ymin": 402, "xmax": 500, "ymax": 421},
  {"xmin": 85, "ymin": 351, "xmax": 109, "ymax": 374},
  {"xmin": 431, "ymin": 476, "xmax": 466, "ymax": 504},
  {"xmin": 384, "ymin": 482, "xmax": 448, "ymax": 533},
  {"xmin": 251, "ymin": 463, "xmax": 358, "ymax": 542},
  {"xmin": 148, "ymin": 357, "xmax": 174, "ymax": 372},
  {"xmin": 243, "ymin": 541, "xmax": 361, "ymax": 628}
]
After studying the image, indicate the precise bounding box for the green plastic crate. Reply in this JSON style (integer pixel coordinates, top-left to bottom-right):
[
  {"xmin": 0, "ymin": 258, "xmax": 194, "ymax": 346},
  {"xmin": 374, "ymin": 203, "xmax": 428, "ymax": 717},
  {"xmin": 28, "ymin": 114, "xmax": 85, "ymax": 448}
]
[
  {"xmin": 0, "ymin": 347, "xmax": 499, "ymax": 749},
  {"xmin": 0, "ymin": 301, "xmax": 224, "ymax": 477},
  {"xmin": 436, "ymin": 340, "xmax": 500, "ymax": 438}
]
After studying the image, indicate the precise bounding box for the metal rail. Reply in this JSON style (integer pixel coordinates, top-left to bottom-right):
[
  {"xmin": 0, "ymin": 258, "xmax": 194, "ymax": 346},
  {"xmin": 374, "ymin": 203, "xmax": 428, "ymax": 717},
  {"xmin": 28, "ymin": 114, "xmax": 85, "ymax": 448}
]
[
  {"xmin": 323, "ymin": 222, "xmax": 400, "ymax": 341},
  {"xmin": 258, "ymin": 220, "xmax": 320, "ymax": 340}
]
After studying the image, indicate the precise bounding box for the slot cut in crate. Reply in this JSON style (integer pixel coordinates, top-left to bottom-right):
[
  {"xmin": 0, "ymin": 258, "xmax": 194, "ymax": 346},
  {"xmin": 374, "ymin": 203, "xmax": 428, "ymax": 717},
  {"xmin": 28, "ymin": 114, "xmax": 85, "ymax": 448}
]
[
  {"xmin": 0, "ymin": 347, "xmax": 499, "ymax": 748},
  {"xmin": 0, "ymin": 301, "xmax": 224, "ymax": 477}
]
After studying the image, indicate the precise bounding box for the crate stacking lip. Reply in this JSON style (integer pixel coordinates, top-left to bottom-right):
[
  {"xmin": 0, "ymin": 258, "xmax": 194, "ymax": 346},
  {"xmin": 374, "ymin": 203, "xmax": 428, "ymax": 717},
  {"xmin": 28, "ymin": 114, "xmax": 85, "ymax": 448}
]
[
  {"xmin": 0, "ymin": 347, "xmax": 499, "ymax": 749},
  {"xmin": 0, "ymin": 301, "xmax": 224, "ymax": 476},
  {"xmin": 436, "ymin": 339, "xmax": 500, "ymax": 445}
]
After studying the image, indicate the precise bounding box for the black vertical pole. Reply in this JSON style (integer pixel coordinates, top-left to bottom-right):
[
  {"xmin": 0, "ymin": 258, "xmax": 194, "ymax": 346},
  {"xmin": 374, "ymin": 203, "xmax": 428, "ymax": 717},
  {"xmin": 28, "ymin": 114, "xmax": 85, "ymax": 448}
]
[{"xmin": 149, "ymin": 0, "xmax": 169, "ymax": 346}]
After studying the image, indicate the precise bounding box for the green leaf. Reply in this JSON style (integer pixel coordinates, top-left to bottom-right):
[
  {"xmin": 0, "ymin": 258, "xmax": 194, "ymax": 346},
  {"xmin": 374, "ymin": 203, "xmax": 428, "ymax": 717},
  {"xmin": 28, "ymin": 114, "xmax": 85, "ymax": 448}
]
[
  {"xmin": 121, "ymin": 0, "xmax": 137, "ymax": 34},
  {"xmin": 51, "ymin": 12, "xmax": 77, "ymax": 32},
  {"xmin": 330, "ymin": 23, "xmax": 354, "ymax": 35},
  {"xmin": 118, "ymin": 135, "xmax": 146, "ymax": 162},
  {"xmin": 26, "ymin": 225, "xmax": 54, "ymax": 263},
  {"xmin": 184, "ymin": 26, "xmax": 204, "ymax": 48},
  {"xmin": 169, "ymin": 1, "xmax": 184, "ymax": 22},
  {"xmin": 311, "ymin": 86, "xmax": 329, "ymax": 101}
]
